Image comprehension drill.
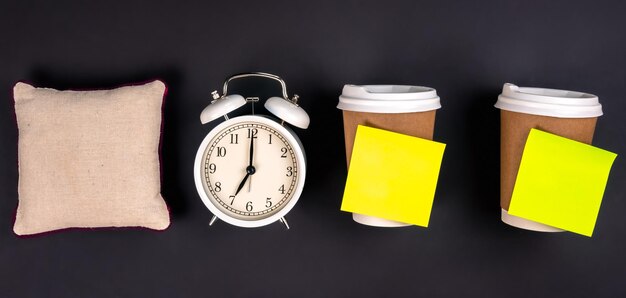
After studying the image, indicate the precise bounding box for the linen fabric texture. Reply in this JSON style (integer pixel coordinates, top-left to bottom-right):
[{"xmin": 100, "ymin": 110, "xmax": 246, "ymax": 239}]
[{"xmin": 13, "ymin": 80, "xmax": 170, "ymax": 235}]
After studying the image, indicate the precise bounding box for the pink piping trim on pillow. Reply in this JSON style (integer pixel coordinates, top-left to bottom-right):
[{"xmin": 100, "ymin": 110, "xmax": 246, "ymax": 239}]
[
  {"xmin": 14, "ymin": 226, "xmax": 172, "ymax": 239},
  {"xmin": 157, "ymin": 80, "xmax": 173, "ymax": 230},
  {"xmin": 11, "ymin": 81, "xmax": 21, "ymax": 237}
]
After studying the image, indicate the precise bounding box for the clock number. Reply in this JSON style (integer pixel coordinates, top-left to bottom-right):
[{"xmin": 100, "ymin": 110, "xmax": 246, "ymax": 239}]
[
  {"xmin": 229, "ymin": 195, "xmax": 235, "ymax": 205},
  {"xmin": 265, "ymin": 198, "xmax": 272, "ymax": 208},
  {"xmin": 268, "ymin": 134, "xmax": 272, "ymax": 144},
  {"xmin": 208, "ymin": 163, "xmax": 216, "ymax": 174},
  {"xmin": 214, "ymin": 182, "xmax": 222, "ymax": 192},
  {"xmin": 247, "ymin": 128, "xmax": 258, "ymax": 139},
  {"xmin": 246, "ymin": 201, "xmax": 253, "ymax": 212},
  {"xmin": 230, "ymin": 133, "xmax": 239, "ymax": 144},
  {"xmin": 281, "ymin": 147, "xmax": 288, "ymax": 158},
  {"xmin": 217, "ymin": 147, "xmax": 226, "ymax": 157},
  {"xmin": 286, "ymin": 166, "xmax": 293, "ymax": 177},
  {"xmin": 279, "ymin": 184, "xmax": 285, "ymax": 194}
]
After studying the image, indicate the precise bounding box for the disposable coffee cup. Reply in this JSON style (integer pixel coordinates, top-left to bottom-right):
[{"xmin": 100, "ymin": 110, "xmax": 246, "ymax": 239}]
[
  {"xmin": 495, "ymin": 83, "xmax": 602, "ymax": 232},
  {"xmin": 338, "ymin": 85, "xmax": 441, "ymax": 227}
]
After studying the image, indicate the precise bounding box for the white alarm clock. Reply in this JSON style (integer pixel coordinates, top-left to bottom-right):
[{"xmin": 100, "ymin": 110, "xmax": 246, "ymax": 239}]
[{"xmin": 194, "ymin": 73, "xmax": 310, "ymax": 228}]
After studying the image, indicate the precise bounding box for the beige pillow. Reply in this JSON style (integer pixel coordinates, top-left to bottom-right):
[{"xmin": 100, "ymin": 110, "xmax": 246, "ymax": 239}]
[{"xmin": 13, "ymin": 80, "xmax": 170, "ymax": 235}]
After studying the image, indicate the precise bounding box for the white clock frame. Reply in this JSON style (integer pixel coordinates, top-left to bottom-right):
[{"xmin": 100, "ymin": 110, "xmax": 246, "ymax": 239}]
[{"xmin": 194, "ymin": 115, "xmax": 307, "ymax": 228}]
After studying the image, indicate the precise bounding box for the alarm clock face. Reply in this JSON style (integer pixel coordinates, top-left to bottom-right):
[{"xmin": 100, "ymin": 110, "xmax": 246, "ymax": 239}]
[{"xmin": 194, "ymin": 115, "xmax": 306, "ymax": 227}]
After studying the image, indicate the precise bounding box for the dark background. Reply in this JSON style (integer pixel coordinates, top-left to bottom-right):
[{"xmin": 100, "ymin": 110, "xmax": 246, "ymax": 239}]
[{"xmin": 1, "ymin": 1, "xmax": 625, "ymax": 297}]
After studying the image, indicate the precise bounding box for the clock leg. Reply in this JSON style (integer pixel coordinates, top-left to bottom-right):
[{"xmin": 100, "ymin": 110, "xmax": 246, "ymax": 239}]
[
  {"xmin": 279, "ymin": 217, "xmax": 290, "ymax": 230},
  {"xmin": 209, "ymin": 215, "xmax": 218, "ymax": 226}
]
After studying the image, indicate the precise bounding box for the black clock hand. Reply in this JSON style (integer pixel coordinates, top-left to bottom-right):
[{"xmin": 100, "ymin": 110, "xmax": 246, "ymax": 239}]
[
  {"xmin": 234, "ymin": 172, "xmax": 250, "ymax": 196},
  {"xmin": 235, "ymin": 164, "xmax": 256, "ymax": 196},
  {"xmin": 247, "ymin": 131, "xmax": 255, "ymax": 192},
  {"xmin": 235, "ymin": 133, "xmax": 257, "ymax": 198},
  {"xmin": 249, "ymin": 132, "xmax": 254, "ymax": 166}
]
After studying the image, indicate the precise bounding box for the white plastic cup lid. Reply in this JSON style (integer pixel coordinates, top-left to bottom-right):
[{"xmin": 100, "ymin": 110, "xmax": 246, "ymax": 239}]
[
  {"xmin": 337, "ymin": 84, "xmax": 441, "ymax": 113},
  {"xmin": 495, "ymin": 83, "xmax": 602, "ymax": 118}
]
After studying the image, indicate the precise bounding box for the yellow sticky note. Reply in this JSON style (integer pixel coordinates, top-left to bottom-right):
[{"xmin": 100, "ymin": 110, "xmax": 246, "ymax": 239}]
[
  {"xmin": 508, "ymin": 129, "xmax": 617, "ymax": 237},
  {"xmin": 340, "ymin": 125, "xmax": 446, "ymax": 227}
]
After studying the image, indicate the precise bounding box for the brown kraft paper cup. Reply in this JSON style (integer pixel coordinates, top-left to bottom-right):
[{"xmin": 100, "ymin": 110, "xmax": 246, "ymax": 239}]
[
  {"xmin": 496, "ymin": 83, "xmax": 602, "ymax": 232},
  {"xmin": 338, "ymin": 85, "xmax": 441, "ymax": 227}
]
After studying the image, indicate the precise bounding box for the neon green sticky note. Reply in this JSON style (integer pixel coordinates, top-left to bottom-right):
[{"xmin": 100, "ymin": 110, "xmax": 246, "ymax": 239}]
[
  {"xmin": 508, "ymin": 129, "xmax": 617, "ymax": 237},
  {"xmin": 340, "ymin": 125, "xmax": 446, "ymax": 227}
]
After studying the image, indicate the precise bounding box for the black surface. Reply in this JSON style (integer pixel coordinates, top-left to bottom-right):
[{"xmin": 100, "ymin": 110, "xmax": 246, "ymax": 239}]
[{"xmin": 1, "ymin": 1, "xmax": 625, "ymax": 297}]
